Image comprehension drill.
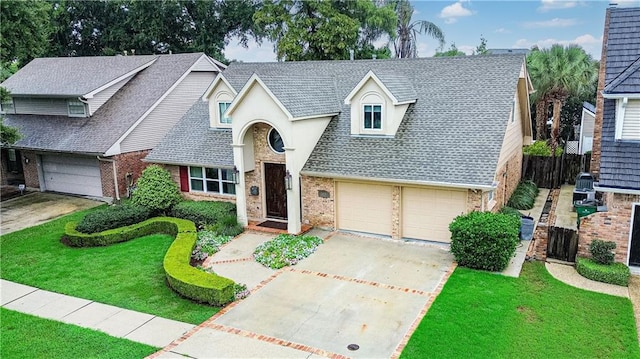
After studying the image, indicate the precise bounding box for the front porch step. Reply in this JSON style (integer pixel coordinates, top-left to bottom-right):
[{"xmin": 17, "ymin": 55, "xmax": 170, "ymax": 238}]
[{"xmin": 246, "ymin": 221, "xmax": 312, "ymax": 236}]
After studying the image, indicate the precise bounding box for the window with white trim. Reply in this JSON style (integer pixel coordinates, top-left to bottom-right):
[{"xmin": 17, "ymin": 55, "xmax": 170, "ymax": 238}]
[
  {"xmin": 616, "ymin": 98, "xmax": 640, "ymax": 140},
  {"xmin": 488, "ymin": 190, "xmax": 495, "ymax": 202},
  {"xmin": 0, "ymin": 98, "xmax": 14, "ymax": 114},
  {"xmin": 189, "ymin": 167, "xmax": 236, "ymax": 195},
  {"xmin": 67, "ymin": 99, "xmax": 87, "ymax": 117},
  {"xmin": 364, "ymin": 104, "xmax": 382, "ymax": 129},
  {"xmin": 218, "ymin": 102, "xmax": 231, "ymax": 124}
]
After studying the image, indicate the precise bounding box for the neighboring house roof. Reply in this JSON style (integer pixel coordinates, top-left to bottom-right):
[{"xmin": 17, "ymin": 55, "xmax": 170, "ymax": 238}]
[
  {"xmin": 598, "ymin": 7, "xmax": 640, "ymax": 190},
  {"xmin": 487, "ymin": 49, "xmax": 530, "ymax": 55},
  {"xmin": 145, "ymin": 101, "xmax": 234, "ymax": 168},
  {"xmin": 153, "ymin": 54, "xmax": 525, "ymax": 187},
  {"xmin": 1, "ymin": 55, "xmax": 157, "ymax": 96},
  {"xmin": 583, "ymin": 102, "xmax": 596, "ymax": 114},
  {"xmin": 4, "ymin": 53, "xmax": 206, "ymax": 154}
]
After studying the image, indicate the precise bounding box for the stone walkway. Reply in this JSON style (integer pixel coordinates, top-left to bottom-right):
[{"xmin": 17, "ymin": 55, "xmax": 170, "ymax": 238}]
[{"xmin": 0, "ymin": 280, "xmax": 194, "ymax": 348}]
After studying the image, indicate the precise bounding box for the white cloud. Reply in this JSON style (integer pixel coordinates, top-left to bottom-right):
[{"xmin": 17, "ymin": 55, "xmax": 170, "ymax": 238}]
[
  {"xmin": 224, "ymin": 37, "xmax": 277, "ymax": 63},
  {"xmin": 494, "ymin": 28, "xmax": 511, "ymax": 34},
  {"xmin": 439, "ymin": 1, "xmax": 473, "ymax": 24},
  {"xmin": 522, "ymin": 18, "xmax": 578, "ymax": 28},
  {"xmin": 513, "ymin": 33, "xmax": 603, "ymax": 58},
  {"xmin": 458, "ymin": 45, "xmax": 475, "ymax": 55},
  {"xmin": 537, "ymin": 0, "xmax": 579, "ymax": 12}
]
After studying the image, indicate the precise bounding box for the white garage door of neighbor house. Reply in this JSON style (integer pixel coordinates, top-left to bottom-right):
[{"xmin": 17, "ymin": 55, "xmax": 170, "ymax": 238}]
[
  {"xmin": 402, "ymin": 187, "xmax": 467, "ymax": 243},
  {"xmin": 42, "ymin": 155, "xmax": 103, "ymax": 197},
  {"xmin": 337, "ymin": 182, "xmax": 393, "ymax": 236}
]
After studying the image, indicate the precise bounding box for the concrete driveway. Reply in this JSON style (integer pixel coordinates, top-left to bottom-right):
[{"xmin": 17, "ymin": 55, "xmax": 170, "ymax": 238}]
[
  {"xmin": 0, "ymin": 192, "xmax": 103, "ymax": 235},
  {"xmin": 157, "ymin": 232, "xmax": 455, "ymax": 359}
]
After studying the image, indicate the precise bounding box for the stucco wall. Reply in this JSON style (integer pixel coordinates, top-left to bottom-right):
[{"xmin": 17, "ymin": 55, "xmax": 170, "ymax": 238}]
[{"xmin": 578, "ymin": 192, "xmax": 639, "ymax": 263}]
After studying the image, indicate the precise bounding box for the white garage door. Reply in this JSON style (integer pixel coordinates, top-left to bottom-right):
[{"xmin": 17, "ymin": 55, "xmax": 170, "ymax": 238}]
[
  {"xmin": 337, "ymin": 182, "xmax": 393, "ymax": 236},
  {"xmin": 402, "ymin": 187, "xmax": 467, "ymax": 243},
  {"xmin": 42, "ymin": 155, "xmax": 103, "ymax": 197}
]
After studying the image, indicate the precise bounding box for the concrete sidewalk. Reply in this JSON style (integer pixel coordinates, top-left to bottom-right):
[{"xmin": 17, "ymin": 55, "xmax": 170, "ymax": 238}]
[
  {"xmin": 545, "ymin": 262, "xmax": 629, "ymax": 298},
  {"xmin": 0, "ymin": 279, "xmax": 195, "ymax": 347}
]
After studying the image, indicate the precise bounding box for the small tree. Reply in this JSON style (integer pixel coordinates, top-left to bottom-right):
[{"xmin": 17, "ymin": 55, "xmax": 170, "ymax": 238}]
[
  {"xmin": 589, "ymin": 239, "xmax": 616, "ymax": 265},
  {"xmin": 131, "ymin": 165, "xmax": 181, "ymax": 215}
]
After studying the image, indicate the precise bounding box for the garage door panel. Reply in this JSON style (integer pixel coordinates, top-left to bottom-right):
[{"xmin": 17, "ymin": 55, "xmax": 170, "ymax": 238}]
[
  {"xmin": 42, "ymin": 155, "xmax": 103, "ymax": 197},
  {"xmin": 402, "ymin": 187, "xmax": 466, "ymax": 243},
  {"xmin": 337, "ymin": 182, "xmax": 392, "ymax": 236}
]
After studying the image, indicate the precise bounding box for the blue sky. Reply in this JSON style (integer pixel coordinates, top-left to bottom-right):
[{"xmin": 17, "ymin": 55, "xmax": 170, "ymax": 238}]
[{"xmin": 224, "ymin": 0, "xmax": 640, "ymax": 62}]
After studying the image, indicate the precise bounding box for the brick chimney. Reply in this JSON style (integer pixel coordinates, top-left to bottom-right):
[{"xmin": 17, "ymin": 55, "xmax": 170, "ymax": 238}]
[{"xmin": 590, "ymin": 7, "xmax": 611, "ymax": 177}]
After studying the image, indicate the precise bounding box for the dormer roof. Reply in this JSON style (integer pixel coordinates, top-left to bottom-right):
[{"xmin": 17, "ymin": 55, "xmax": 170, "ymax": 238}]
[{"xmin": 344, "ymin": 70, "xmax": 417, "ymax": 105}]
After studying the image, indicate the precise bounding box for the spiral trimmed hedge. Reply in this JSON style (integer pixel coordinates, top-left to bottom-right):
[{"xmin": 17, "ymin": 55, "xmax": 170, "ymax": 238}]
[{"xmin": 62, "ymin": 217, "xmax": 235, "ymax": 306}]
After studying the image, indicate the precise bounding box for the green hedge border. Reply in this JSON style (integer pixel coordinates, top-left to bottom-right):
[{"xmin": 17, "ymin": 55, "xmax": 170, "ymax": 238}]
[
  {"xmin": 575, "ymin": 257, "xmax": 630, "ymax": 287},
  {"xmin": 62, "ymin": 217, "xmax": 235, "ymax": 306}
]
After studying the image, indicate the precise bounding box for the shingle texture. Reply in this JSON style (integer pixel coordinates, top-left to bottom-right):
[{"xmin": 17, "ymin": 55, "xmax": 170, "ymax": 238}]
[
  {"xmin": 1, "ymin": 55, "xmax": 158, "ymax": 96},
  {"xmin": 156, "ymin": 55, "xmax": 524, "ymax": 187},
  {"xmin": 583, "ymin": 101, "xmax": 596, "ymax": 114},
  {"xmin": 145, "ymin": 101, "xmax": 234, "ymax": 167},
  {"xmin": 599, "ymin": 7, "xmax": 640, "ymax": 190},
  {"xmin": 4, "ymin": 53, "xmax": 204, "ymax": 154}
]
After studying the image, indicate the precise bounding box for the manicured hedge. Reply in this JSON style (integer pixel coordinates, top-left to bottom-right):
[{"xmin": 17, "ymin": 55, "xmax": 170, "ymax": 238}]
[
  {"xmin": 449, "ymin": 211, "xmax": 521, "ymax": 272},
  {"xmin": 62, "ymin": 217, "xmax": 235, "ymax": 305},
  {"xmin": 171, "ymin": 201, "xmax": 236, "ymax": 228},
  {"xmin": 575, "ymin": 257, "xmax": 630, "ymax": 287},
  {"xmin": 75, "ymin": 204, "xmax": 151, "ymax": 234}
]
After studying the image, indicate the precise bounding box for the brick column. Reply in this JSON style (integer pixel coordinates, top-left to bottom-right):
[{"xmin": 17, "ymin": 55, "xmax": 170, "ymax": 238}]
[{"xmin": 590, "ymin": 8, "xmax": 610, "ymax": 177}]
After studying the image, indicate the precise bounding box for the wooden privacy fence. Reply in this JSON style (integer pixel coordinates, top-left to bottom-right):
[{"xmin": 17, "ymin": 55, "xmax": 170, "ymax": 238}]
[
  {"xmin": 546, "ymin": 227, "xmax": 578, "ymax": 262},
  {"xmin": 522, "ymin": 153, "xmax": 591, "ymax": 189}
]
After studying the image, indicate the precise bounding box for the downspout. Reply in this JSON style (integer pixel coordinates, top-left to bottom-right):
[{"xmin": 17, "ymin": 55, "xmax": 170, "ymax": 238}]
[{"xmin": 97, "ymin": 156, "xmax": 120, "ymax": 201}]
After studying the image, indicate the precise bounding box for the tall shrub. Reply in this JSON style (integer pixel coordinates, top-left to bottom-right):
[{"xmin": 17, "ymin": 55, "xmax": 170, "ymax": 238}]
[
  {"xmin": 131, "ymin": 165, "xmax": 181, "ymax": 215},
  {"xmin": 449, "ymin": 211, "xmax": 520, "ymax": 271},
  {"xmin": 589, "ymin": 239, "xmax": 616, "ymax": 265}
]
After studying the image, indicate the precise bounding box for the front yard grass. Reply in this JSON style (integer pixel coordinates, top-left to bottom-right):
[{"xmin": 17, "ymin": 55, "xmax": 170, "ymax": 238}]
[
  {"xmin": 401, "ymin": 261, "xmax": 639, "ymax": 358},
  {"xmin": 1, "ymin": 308, "xmax": 158, "ymax": 359},
  {"xmin": 0, "ymin": 209, "xmax": 219, "ymax": 324}
]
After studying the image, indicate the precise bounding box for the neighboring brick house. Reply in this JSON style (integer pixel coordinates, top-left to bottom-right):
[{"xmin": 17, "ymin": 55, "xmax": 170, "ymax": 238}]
[
  {"xmin": 0, "ymin": 53, "xmax": 224, "ymax": 201},
  {"xmin": 147, "ymin": 55, "xmax": 534, "ymax": 243},
  {"xmin": 581, "ymin": 6, "xmax": 640, "ymax": 267}
]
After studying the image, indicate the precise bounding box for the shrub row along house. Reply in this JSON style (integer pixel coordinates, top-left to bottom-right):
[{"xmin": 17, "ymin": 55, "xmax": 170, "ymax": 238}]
[
  {"xmin": 580, "ymin": 6, "xmax": 640, "ymax": 269},
  {"xmin": 1, "ymin": 53, "xmax": 534, "ymax": 243},
  {"xmin": 0, "ymin": 53, "xmax": 224, "ymax": 200}
]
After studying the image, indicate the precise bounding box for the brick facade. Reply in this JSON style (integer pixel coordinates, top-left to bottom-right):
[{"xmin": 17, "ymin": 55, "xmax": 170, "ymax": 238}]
[
  {"xmin": 301, "ymin": 175, "xmax": 335, "ymax": 229},
  {"xmin": 163, "ymin": 164, "xmax": 236, "ymax": 203},
  {"xmin": 21, "ymin": 151, "xmax": 40, "ymax": 189},
  {"xmin": 466, "ymin": 189, "xmax": 484, "ymax": 212},
  {"xmin": 578, "ymin": 192, "xmax": 640, "ymax": 263},
  {"xmin": 493, "ymin": 151, "xmax": 523, "ymax": 211},
  {"xmin": 100, "ymin": 150, "xmax": 151, "ymax": 200},
  {"xmin": 590, "ymin": 9, "xmax": 610, "ymax": 176}
]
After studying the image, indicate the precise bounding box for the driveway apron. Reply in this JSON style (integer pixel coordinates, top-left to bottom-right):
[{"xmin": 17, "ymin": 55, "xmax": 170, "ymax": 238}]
[{"xmin": 153, "ymin": 232, "xmax": 455, "ymax": 359}]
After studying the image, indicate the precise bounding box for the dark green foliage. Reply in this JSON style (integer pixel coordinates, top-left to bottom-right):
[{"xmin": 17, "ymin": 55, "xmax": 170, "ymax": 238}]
[
  {"xmin": 507, "ymin": 181, "xmax": 539, "ymax": 210},
  {"xmin": 205, "ymin": 214, "xmax": 244, "ymax": 237},
  {"xmin": 171, "ymin": 201, "xmax": 236, "ymax": 229},
  {"xmin": 499, "ymin": 206, "xmax": 523, "ymax": 218},
  {"xmin": 449, "ymin": 211, "xmax": 520, "ymax": 271},
  {"xmin": 522, "ymin": 140, "xmax": 563, "ymax": 157},
  {"xmin": 0, "ymin": 0, "xmax": 52, "ymax": 70},
  {"xmin": 576, "ymin": 257, "xmax": 630, "ymax": 286},
  {"xmin": 0, "ymin": 117, "xmax": 21, "ymax": 146},
  {"xmin": 131, "ymin": 165, "xmax": 182, "ymax": 215},
  {"xmin": 75, "ymin": 204, "xmax": 150, "ymax": 234},
  {"xmin": 589, "ymin": 239, "xmax": 616, "ymax": 265},
  {"xmin": 62, "ymin": 217, "xmax": 235, "ymax": 305}
]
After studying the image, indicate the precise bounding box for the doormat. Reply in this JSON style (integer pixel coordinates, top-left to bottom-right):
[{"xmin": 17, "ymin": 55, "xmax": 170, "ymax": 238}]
[{"xmin": 257, "ymin": 220, "xmax": 288, "ymax": 230}]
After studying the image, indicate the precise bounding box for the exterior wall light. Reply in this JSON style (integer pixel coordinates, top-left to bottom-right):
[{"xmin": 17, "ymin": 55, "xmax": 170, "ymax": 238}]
[
  {"xmin": 232, "ymin": 166, "xmax": 240, "ymax": 184},
  {"xmin": 285, "ymin": 170, "xmax": 292, "ymax": 190}
]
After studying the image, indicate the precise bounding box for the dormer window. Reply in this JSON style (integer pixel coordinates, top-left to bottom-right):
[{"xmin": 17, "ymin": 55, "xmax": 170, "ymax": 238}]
[
  {"xmin": 68, "ymin": 99, "xmax": 87, "ymax": 117},
  {"xmin": 364, "ymin": 105, "xmax": 382, "ymax": 130},
  {"xmin": 218, "ymin": 101, "xmax": 231, "ymax": 124}
]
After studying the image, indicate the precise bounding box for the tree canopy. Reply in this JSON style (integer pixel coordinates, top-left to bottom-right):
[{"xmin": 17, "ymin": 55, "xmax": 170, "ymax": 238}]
[
  {"xmin": 254, "ymin": 0, "xmax": 397, "ymax": 61},
  {"xmin": 0, "ymin": 0, "xmax": 52, "ymax": 72},
  {"xmin": 392, "ymin": 0, "xmax": 444, "ymax": 58}
]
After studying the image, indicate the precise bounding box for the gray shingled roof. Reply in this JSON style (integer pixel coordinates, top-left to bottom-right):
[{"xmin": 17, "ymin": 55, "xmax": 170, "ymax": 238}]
[
  {"xmin": 145, "ymin": 101, "xmax": 234, "ymax": 167},
  {"xmin": 598, "ymin": 7, "xmax": 640, "ymax": 190},
  {"xmin": 4, "ymin": 53, "xmax": 205, "ymax": 154},
  {"xmin": 258, "ymin": 75, "xmax": 341, "ymax": 118},
  {"xmin": 1, "ymin": 55, "xmax": 157, "ymax": 96},
  {"xmin": 155, "ymin": 55, "xmax": 524, "ymax": 187},
  {"xmin": 583, "ymin": 101, "xmax": 596, "ymax": 113},
  {"xmin": 369, "ymin": 70, "xmax": 417, "ymax": 103}
]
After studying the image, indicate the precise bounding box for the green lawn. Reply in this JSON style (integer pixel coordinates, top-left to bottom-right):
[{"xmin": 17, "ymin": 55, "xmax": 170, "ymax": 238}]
[
  {"xmin": 0, "ymin": 209, "xmax": 219, "ymax": 324},
  {"xmin": 401, "ymin": 262, "xmax": 640, "ymax": 358},
  {"xmin": 1, "ymin": 308, "xmax": 158, "ymax": 359}
]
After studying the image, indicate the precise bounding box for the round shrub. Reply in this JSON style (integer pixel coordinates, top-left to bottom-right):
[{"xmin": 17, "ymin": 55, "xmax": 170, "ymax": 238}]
[
  {"xmin": 449, "ymin": 211, "xmax": 521, "ymax": 272},
  {"xmin": 171, "ymin": 201, "xmax": 236, "ymax": 229},
  {"xmin": 589, "ymin": 239, "xmax": 616, "ymax": 265},
  {"xmin": 76, "ymin": 204, "xmax": 150, "ymax": 234},
  {"xmin": 131, "ymin": 165, "xmax": 182, "ymax": 215}
]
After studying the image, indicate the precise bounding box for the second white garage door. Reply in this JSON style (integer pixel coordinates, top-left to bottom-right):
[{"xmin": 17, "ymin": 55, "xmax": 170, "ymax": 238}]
[
  {"xmin": 337, "ymin": 182, "xmax": 392, "ymax": 236},
  {"xmin": 42, "ymin": 155, "xmax": 103, "ymax": 197},
  {"xmin": 402, "ymin": 187, "xmax": 467, "ymax": 242}
]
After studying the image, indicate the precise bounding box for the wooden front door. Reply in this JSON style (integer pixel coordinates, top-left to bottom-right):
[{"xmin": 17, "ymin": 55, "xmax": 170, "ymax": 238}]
[
  {"xmin": 629, "ymin": 205, "xmax": 640, "ymax": 266},
  {"xmin": 264, "ymin": 163, "xmax": 287, "ymax": 219}
]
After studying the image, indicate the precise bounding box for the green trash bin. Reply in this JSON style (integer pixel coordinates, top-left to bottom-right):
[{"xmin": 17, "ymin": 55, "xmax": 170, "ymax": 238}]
[{"xmin": 575, "ymin": 202, "xmax": 597, "ymax": 228}]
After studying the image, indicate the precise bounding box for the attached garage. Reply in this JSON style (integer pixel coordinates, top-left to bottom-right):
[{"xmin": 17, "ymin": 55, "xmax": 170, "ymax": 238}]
[
  {"xmin": 336, "ymin": 182, "xmax": 392, "ymax": 236},
  {"xmin": 41, "ymin": 154, "xmax": 103, "ymax": 197},
  {"xmin": 401, "ymin": 187, "xmax": 467, "ymax": 242}
]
